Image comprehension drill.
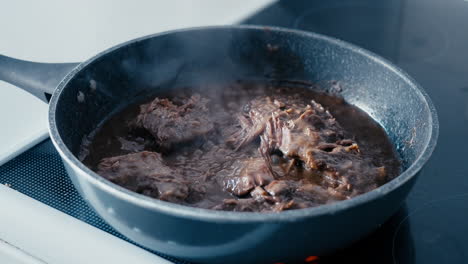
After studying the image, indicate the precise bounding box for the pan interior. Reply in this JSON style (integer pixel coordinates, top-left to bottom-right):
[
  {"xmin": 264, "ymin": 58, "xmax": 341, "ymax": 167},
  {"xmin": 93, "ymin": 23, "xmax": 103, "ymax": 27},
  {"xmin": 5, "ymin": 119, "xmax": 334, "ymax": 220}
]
[{"xmin": 54, "ymin": 27, "xmax": 433, "ymax": 188}]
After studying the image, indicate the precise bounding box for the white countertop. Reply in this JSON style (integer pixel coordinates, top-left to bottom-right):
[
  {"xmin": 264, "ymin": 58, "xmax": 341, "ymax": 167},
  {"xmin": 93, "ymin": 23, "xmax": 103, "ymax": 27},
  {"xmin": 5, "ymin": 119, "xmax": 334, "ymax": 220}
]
[{"xmin": 0, "ymin": 1, "xmax": 274, "ymax": 263}]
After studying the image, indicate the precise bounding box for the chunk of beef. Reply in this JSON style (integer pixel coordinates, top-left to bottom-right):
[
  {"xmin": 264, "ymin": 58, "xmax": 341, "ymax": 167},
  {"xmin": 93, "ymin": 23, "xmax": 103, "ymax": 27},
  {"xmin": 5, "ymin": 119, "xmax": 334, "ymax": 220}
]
[
  {"xmin": 227, "ymin": 97, "xmax": 280, "ymax": 149},
  {"xmin": 250, "ymin": 186, "xmax": 270, "ymax": 201},
  {"xmin": 218, "ymin": 181, "xmax": 339, "ymax": 212},
  {"xmin": 222, "ymin": 157, "xmax": 275, "ymax": 196},
  {"xmin": 250, "ymin": 186, "xmax": 278, "ymax": 204},
  {"xmin": 258, "ymin": 99, "xmax": 386, "ymax": 197},
  {"xmin": 264, "ymin": 180, "xmax": 291, "ymax": 196},
  {"xmin": 136, "ymin": 94, "xmax": 214, "ymax": 148},
  {"xmin": 260, "ymin": 100, "xmax": 346, "ymax": 164},
  {"xmin": 309, "ymin": 149, "xmax": 386, "ymax": 196},
  {"xmin": 97, "ymin": 151, "xmax": 191, "ymax": 202}
]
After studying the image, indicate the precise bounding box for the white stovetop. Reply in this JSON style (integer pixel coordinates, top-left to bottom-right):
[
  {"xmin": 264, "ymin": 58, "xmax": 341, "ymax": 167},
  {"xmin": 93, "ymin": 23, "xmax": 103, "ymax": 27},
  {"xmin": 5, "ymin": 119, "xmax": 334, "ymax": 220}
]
[
  {"xmin": 0, "ymin": 0, "xmax": 274, "ymax": 166},
  {"xmin": 0, "ymin": 1, "xmax": 275, "ymax": 263}
]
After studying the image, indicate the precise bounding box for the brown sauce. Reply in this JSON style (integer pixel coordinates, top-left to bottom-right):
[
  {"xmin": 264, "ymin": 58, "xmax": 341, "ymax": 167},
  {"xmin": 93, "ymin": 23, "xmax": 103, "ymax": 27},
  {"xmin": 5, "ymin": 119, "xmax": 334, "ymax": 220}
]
[{"xmin": 80, "ymin": 81, "xmax": 401, "ymax": 212}]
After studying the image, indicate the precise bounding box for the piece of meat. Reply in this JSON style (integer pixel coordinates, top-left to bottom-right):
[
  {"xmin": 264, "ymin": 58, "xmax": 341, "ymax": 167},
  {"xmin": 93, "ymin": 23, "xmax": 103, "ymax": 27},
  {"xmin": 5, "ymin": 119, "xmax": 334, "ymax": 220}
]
[
  {"xmin": 256, "ymin": 99, "xmax": 386, "ymax": 197},
  {"xmin": 96, "ymin": 151, "xmax": 191, "ymax": 202},
  {"xmin": 136, "ymin": 94, "xmax": 214, "ymax": 148},
  {"xmin": 227, "ymin": 97, "xmax": 280, "ymax": 149},
  {"xmin": 264, "ymin": 180, "xmax": 291, "ymax": 196},
  {"xmin": 250, "ymin": 186, "xmax": 277, "ymax": 203},
  {"xmin": 222, "ymin": 157, "xmax": 275, "ymax": 196},
  {"xmin": 227, "ymin": 96, "xmax": 373, "ymax": 198},
  {"xmin": 250, "ymin": 186, "xmax": 269, "ymax": 201},
  {"xmin": 260, "ymin": 101, "xmax": 346, "ymax": 165}
]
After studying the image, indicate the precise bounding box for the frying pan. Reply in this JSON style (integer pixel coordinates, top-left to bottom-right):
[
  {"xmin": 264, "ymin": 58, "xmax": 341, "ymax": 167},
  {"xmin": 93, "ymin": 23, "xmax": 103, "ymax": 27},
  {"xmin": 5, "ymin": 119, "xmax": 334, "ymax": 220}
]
[{"xmin": 0, "ymin": 26, "xmax": 438, "ymax": 264}]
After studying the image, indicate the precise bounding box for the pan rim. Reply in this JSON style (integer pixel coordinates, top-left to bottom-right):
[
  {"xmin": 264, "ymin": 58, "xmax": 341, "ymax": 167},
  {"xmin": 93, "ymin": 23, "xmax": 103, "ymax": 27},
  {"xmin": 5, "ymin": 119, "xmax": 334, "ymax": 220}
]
[{"xmin": 48, "ymin": 25, "xmax": 439, "ymax": 223}]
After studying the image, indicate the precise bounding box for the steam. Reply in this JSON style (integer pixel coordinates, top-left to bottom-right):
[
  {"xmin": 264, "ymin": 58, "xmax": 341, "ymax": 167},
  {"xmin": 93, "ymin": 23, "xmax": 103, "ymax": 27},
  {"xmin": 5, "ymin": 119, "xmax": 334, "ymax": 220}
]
[{"xmin": 116, "ymin": 27, "xmax": 306, "ymax": 101}]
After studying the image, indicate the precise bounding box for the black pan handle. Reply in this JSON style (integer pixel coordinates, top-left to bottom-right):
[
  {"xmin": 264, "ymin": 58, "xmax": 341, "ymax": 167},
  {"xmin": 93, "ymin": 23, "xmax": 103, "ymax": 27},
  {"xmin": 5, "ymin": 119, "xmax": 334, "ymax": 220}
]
[{"xmin": 0, "ymin": 55, "xmax": 79, "ymax": 102}]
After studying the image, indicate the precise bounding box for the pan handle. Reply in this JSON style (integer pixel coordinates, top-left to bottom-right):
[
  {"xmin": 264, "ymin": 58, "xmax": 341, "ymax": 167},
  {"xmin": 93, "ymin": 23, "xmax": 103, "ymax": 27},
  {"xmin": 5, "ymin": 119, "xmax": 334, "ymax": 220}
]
[{"xmin": 0, "ymin": 55, "xmax": 79, "ymax": 102}]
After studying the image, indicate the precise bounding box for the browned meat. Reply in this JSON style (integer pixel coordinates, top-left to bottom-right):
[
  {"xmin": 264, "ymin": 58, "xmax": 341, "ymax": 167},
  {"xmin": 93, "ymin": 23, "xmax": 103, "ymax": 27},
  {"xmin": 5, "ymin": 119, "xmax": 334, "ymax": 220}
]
[
  {"xmin": 223, "ymin": 157, "xmax": 275, "ymax": 196},
  {"xmin": 258, "ymin": 99, "xmax": 385, "ymax": 197},
  {"xmin": 82, "ymin": 82, "xmax": 401, "ymax": 212},
  {"xmin": 97, "ymin": 151, "xmax": 195, "ymax": 203},
  {"xmin": 259, "ymin": 100, "xmax": 345, "ymax": 164},
  {"xmin": 264, "ymin": 180, "xmax": 291, "ymax": 196},
  {"xmin": 250, "ymin": 186, "xmax": 273, "ymax": 202},
  {"xmin": 227, "ymin": 97, "xmax": 280, "ymax": 149},
  {"xmin": 136, "ymin": 94, "xmax": 214, "ymax": 148}
]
